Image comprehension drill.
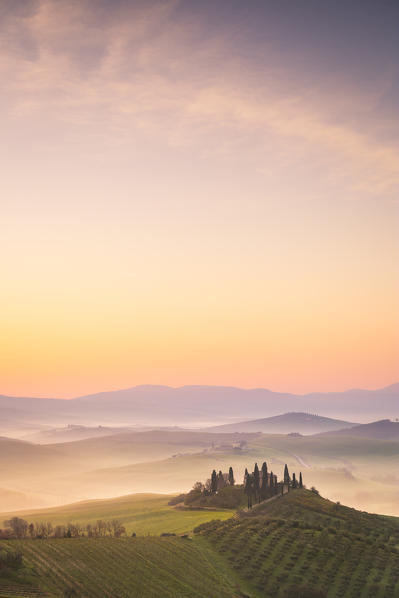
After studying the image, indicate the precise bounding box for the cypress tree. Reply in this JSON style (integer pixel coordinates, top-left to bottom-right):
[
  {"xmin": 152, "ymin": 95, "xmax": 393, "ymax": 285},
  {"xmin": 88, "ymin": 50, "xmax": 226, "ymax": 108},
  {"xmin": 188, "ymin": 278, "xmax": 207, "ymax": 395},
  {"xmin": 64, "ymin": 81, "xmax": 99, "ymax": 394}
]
[
  {"xmin": 243, "ymin": 467, "xmax": 249, "ymax": 485},
  {"xmin": 292, "ymin": 472, "xmax": 297, "ymax": 488},
  {"xmin": 253, "ymin": 463, "xmax": 260, "ymax": 502},
  {"xmin": 217, "ymin": 470, "xmax": 225, "ymax": 490},
  {"xmin": 299, "ymin": 472, "xmax": 303, "ymax": 488},
  {"xmin": 284, "ymin": 464, "xmax": 290, "ymax": 485},
  {"xmin": 244, "ymin": 473, "xmax": 254, "ymax": 509},
  {"xmin": 228, "ymin": 466, "xmax": 235, "ymax": 486},
  {"xmin": 270, "ymin": 472, "xmax": 277, "ymax": 495},
  {"xmin": 261, "ymin": 462, "xmax": 268, "ymax": 499},
  {"xmin": 211, "ymin": 469, "xmax": 218, "ymax": 494}
]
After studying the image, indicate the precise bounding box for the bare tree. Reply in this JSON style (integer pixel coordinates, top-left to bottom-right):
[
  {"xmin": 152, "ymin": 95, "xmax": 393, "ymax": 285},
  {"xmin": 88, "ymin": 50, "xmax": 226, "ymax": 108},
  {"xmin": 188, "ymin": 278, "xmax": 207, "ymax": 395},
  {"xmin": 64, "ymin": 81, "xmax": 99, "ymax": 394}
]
[
  {"xmin": 4, "ymin": 517, "xmax": 28, "ymax": 538},
  {"xmin": 111, "ymin": 520, "xmax": 126, "ymax": 537},
  {"xmin": 97, "ymin": 520, "xmax": 107, "ymax": 537}
]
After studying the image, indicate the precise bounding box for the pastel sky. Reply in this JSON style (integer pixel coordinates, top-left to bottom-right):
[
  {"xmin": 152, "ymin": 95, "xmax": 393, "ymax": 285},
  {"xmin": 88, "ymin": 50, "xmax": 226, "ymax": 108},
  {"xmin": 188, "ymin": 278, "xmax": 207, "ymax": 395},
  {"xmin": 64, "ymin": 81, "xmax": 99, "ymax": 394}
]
[{"xmin": 1, "ymin": 0, "xmax": 398, "ymax": 398}]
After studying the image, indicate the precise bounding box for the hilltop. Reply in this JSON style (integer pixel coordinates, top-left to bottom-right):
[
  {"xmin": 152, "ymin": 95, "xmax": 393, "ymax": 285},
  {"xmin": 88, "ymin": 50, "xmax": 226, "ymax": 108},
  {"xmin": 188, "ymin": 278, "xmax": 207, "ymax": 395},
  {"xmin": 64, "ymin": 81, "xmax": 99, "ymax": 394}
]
[{"xmin": 204, "ymin": 413, "xmax": 357, "ymax": 435}]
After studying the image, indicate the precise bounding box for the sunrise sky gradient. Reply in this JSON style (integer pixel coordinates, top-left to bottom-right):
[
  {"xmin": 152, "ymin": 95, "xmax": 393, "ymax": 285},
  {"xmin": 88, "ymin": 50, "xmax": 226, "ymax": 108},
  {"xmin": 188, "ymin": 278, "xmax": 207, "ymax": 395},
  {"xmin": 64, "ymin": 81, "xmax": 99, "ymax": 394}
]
[{"xmin": 1, "ymin": 0, "xmax": 398, "ymax": 398}]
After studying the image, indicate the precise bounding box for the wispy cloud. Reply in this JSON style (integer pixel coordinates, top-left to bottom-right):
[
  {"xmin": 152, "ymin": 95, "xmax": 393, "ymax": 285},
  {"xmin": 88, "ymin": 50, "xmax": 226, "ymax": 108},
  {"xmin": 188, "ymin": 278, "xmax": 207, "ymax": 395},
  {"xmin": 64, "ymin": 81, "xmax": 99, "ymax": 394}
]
[{"xmin": 1, "ymin": 0, "xmax": 398, "ymax": 201}]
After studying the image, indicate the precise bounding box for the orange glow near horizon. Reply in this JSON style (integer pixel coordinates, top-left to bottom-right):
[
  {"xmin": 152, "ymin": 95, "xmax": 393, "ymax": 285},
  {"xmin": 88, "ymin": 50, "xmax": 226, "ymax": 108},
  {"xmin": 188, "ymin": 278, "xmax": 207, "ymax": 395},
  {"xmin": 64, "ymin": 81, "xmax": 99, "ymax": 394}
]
[{"xmin": 1, "ymin": 1, "xmax": 398, "ymax": 398}]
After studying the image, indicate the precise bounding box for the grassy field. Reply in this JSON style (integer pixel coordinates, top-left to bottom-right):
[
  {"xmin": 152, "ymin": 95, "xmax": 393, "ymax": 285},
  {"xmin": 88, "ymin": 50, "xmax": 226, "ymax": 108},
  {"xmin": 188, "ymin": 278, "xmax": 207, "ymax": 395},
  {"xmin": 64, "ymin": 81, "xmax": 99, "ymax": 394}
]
[
  {"xmin": 0, "ymin": 536, "xmax": 250, "ymax": 598},
  {"xmin": 0, "ymin": 493, "xmax": 234, "ymax": 536}
]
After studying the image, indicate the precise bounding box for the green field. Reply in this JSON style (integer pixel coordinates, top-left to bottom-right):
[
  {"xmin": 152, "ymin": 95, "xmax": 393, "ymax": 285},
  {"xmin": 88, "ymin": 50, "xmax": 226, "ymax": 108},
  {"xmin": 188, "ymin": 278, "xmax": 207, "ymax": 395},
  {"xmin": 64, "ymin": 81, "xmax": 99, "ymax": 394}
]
[
  {"xmin": 0, "ymin": 536, "xmax": 249, "ymax": 598},
  {"xmin": 2, "ymin": 490, "xmax": 399, "ymax": 597},
  {"xmin": 1, "ymin": 493, "xmax": 233, "ymax": 536}
]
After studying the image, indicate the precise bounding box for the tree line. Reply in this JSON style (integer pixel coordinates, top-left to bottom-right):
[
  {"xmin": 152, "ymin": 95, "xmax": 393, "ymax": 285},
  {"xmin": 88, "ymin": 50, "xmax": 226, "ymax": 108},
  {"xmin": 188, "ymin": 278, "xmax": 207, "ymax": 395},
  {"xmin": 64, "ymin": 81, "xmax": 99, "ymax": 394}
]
[{"xmin": 0, "ymin": 517, "xmax": 129, "ymax": 539}]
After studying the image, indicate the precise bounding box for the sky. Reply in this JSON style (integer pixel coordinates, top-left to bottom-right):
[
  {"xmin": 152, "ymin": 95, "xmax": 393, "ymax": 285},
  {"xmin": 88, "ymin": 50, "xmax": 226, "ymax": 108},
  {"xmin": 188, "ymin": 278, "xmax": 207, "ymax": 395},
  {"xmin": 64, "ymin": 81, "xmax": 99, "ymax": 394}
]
[{"xmin": 1, "ymin": 0, "xmax": 398, "ymax": 398}]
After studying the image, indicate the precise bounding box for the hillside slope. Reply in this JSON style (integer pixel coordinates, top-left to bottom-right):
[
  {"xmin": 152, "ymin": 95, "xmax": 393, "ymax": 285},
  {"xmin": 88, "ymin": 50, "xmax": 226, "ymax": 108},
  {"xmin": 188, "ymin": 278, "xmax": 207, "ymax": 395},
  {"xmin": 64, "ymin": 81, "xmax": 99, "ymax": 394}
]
[
  {"xmin": 317, "ymin": 419, "xmax": 399, "ymax": 440},
  {"xmin": 22, "ymin": 425, "xmax": 134, "ymax": 444},
  {"xmin": 0, "ymin": 437, "xmax": 81, "ymax": 480},
  {"xmin": 195, "ymin": 489, "xmax": 399, "ymax": 597},
  {"xmin": 49, "ymin": 430, "xmax": 255, "ymax": 467},
  {"xmin": 0, "ymin": 536, "xmax": 248, "ymax": 598},
  {"xmin": 0, "ymin": 493, "xmax": 233, "ymax": 536}
]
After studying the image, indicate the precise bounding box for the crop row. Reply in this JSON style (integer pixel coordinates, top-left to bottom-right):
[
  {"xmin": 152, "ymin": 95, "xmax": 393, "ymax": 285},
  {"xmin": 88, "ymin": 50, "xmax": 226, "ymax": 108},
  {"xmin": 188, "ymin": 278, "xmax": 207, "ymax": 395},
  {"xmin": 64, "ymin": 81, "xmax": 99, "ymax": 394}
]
[
  {"xmin": 196, "ymin": 515, "xmax": 399, "ymax": 597},
  {"xmin": 1, "ymin": 537, "xmax": 240, "ymax": 598}
]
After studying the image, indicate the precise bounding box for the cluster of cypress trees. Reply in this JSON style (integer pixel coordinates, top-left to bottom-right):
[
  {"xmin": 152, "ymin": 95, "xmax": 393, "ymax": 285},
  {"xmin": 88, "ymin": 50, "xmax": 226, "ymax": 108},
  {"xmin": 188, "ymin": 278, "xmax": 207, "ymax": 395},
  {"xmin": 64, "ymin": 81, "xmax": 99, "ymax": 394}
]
[
  {"xmin": 244, "ymin": 463, "xmax": 303, "ymax": 508},
  {"xmin": 284, "ymin": 464, "xmax": 303, "ymax": 490},
  {"xmin": 244, "ymin": 462, "xmax": 275, "ymax": 508},
  {"xmin": 206, "ymin": 463, "xmax": 303, "ymax": 508}
]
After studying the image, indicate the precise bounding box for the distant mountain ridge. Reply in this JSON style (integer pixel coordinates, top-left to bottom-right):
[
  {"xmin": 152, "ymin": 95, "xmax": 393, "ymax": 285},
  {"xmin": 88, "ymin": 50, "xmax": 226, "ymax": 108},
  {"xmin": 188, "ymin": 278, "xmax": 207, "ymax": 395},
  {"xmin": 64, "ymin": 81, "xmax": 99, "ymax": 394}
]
[{"xmin": 0, "ymin": 383, "xmax": 398, "ymax": 427}]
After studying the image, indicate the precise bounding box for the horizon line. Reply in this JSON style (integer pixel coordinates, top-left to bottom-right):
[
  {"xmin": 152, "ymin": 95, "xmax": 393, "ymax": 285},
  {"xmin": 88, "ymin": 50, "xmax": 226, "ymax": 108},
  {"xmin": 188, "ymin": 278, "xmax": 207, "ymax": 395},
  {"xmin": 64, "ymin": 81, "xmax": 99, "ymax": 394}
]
[{"xmin": 1, "ymin": 381, "xmax": 398, "ymax": 401}]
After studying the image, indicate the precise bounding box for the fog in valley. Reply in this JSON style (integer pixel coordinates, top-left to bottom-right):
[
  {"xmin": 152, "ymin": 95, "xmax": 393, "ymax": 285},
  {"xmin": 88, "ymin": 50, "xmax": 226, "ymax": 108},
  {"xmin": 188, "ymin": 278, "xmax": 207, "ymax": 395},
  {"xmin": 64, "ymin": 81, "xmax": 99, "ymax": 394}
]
[{"xmin": 1, "ymin": 384, "xmax": 398, "ymax": 518}]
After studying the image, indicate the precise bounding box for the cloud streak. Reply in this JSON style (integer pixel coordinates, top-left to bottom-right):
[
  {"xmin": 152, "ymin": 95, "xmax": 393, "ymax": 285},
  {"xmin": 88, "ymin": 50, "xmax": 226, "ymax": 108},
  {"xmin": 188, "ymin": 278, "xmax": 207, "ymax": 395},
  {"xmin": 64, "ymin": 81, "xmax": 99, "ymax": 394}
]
[{"xmin": 1, "ymin": 0, "xmax": 398, "ymax": 200}]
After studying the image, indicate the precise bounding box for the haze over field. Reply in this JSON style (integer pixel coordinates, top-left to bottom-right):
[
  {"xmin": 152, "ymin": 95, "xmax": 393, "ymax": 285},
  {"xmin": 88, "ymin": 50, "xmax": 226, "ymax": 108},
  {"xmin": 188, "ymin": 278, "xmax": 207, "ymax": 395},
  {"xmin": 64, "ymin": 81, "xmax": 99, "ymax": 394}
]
[{"xmin": 0, "ymin": 379, "xmax": 397, "ymax": 517}]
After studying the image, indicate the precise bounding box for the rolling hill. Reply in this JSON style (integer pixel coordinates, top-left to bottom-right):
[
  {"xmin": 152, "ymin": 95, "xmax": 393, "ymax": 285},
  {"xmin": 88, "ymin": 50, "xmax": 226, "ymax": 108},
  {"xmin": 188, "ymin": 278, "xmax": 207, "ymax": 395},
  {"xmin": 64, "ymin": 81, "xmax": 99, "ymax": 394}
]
[
  {"xmin": 24, "ymin": 430, "xmax": 398, "ymax": 516},
  {"xmin": 2, "ymin": 428, "xmax": 399, "ymax": 516},
  {"xmin": 22, "ymin": 424, "xmax": 135, "ymax": 444},
  {"xmin": 195, "ymin": 489, "xmax": 399, "ymax": 597},
  {"xmin": 0, "ymin": 430, "xmax": 256, "ymax": 509},
  {"xmin": 0, "ymin": 437, "xmax": 81, "ymax": 479},
  {"xmin": 317, "ymin": 419, "xmax": 399, "ymax": 440},
  {"xmin": 1, "ymin": 489, "xmax": 399, "ymax": 597},
  {"xmin": 48, "ymin": 430, "xmax": 257, "ymax": 470},
  {"xmin": 204, "ymin": 413, "xmax": 357, "ymax": 435}
]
